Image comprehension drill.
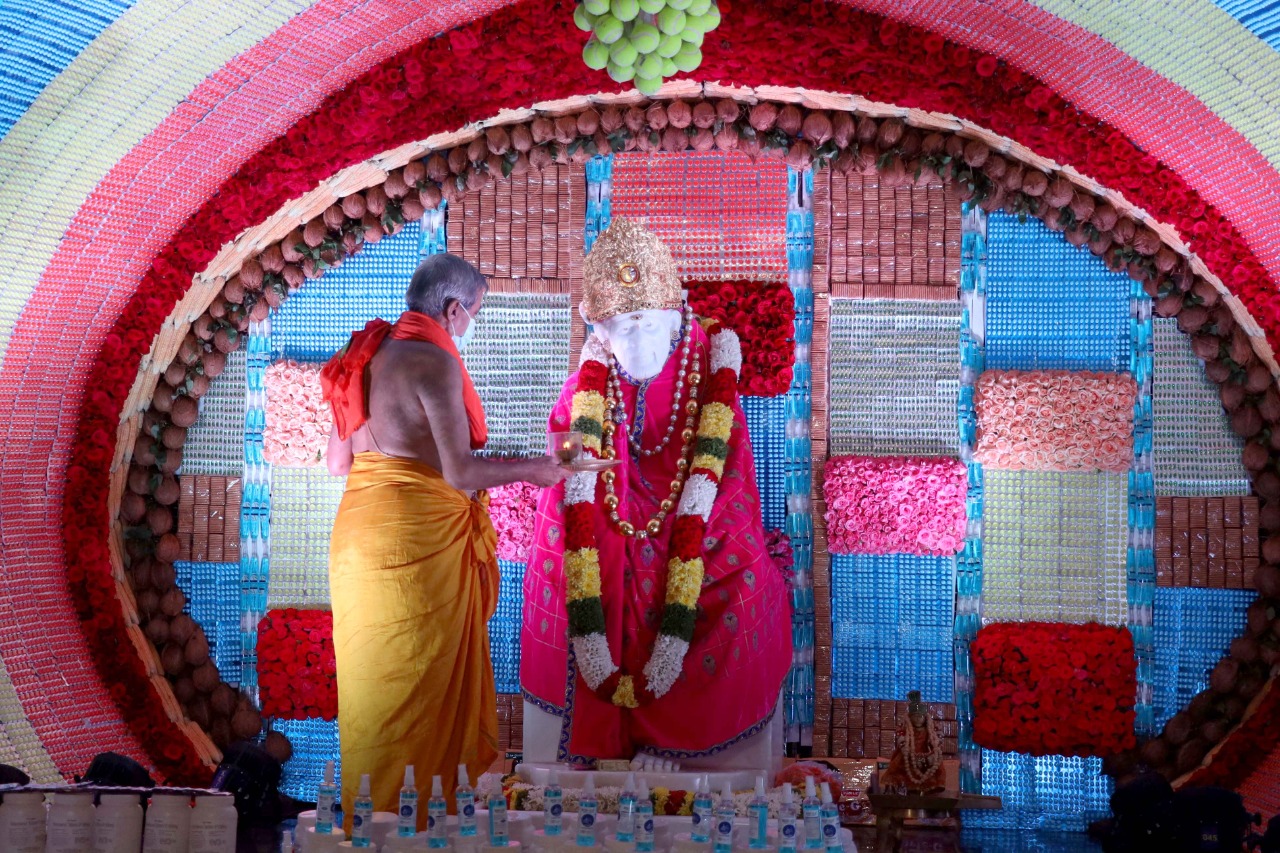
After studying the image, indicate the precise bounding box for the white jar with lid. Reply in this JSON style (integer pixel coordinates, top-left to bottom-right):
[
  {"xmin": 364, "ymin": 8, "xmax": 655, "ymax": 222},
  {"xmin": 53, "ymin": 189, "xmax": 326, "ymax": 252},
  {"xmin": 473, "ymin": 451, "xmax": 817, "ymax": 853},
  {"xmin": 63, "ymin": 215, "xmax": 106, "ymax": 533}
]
[
  {"xmin": 142, "ymin": 791, "xmax": 191, "ymax": 853},
  {"xmin": 0, "ymin": 790, "xmax": 47, "ymax": 853},
  {"xmin": 188, "ymin": 793, "xmax": 237, "ymax": 852},
  {"xmin": 94, "ymin": 793, "xmax": 145, "ymax": 853},
  {"xmin": 45, "ymin": 789, "xmax": 96, "ymax": 853}
]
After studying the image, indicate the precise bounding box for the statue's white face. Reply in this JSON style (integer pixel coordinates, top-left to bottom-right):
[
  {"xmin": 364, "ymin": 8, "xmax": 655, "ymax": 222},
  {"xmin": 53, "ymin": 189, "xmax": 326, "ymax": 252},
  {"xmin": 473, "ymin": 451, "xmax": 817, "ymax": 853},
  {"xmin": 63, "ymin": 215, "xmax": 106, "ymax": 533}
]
[{"xmin": 594, "ymin": 308, "xmax": 682, "ymax": 381}]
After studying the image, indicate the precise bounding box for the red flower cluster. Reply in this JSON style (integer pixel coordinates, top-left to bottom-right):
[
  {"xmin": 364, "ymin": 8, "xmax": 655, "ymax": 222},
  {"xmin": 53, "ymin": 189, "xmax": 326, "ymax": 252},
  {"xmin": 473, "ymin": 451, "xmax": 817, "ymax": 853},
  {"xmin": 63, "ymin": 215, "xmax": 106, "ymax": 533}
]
[
  {"xmin": 972, "ymin": 621, "xmax": 1137, "ymax": 757},
  {"xmin": 687, "ymin": 280, "xmax": 795, "ymax": 397},
  {"xmin": 256, "ymin": 609, "xmax": 338, "ymax": 720},
  {"xmin": 67, "ymin": 0, "xmax": 1276, "ymax": 774}
]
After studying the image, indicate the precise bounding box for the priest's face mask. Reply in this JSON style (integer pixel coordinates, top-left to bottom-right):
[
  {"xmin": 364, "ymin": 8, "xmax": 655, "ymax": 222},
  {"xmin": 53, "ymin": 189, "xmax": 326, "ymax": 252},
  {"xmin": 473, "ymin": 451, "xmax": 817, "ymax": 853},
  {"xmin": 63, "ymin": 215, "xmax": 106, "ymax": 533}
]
[{"xmin": 595, "ymin": 308, "xmax": 682, "ymax": 381}]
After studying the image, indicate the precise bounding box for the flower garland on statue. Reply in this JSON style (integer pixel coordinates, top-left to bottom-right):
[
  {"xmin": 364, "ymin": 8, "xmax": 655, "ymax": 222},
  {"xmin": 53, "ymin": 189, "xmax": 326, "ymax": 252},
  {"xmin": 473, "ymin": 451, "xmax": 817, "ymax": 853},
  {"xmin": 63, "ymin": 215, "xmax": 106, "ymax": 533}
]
[
  {"xmin": 899, "ymin": 714, "xmax": 944, "ymax": 788},
  {"xmin": 563, "ymin": 311, "xmax": 741, "ymax": 709}
]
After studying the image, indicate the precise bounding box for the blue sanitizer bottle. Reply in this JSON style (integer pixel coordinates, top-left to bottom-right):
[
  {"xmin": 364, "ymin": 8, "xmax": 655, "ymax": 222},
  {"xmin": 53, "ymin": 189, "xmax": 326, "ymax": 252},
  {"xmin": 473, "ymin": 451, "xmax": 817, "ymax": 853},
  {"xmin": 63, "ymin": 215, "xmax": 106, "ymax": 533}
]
[
  {"xmin": 399, "ymin": 765, "xmax": 419, "ymax": 837},
  {"xmin": 778, "ymin": 783, "xmax": 800, "ymax": 853},
  {"xmin": 576, "ymin": 773, "xmax": 598, "ymax": 847},
  {"xmin": 352, "ymin": 774, "xmax": 375, "ymax": 848},
  {"xmin": 819, "ymin": 783, "xmax": 842, "ymax": 853},
  {"xmin": 635, "ymin": 780, "xmax": 655, "ymax": 853},
  {"xmin": 544, "ymin": 769, "xmax": 564, "ymax": 837},
  {"xmin": 691, "ymin": 775, "xmax": 714, "ymax": 844},
  {"xmin": 489, "ymin": 789, "xmax": 510, "ymax": 847},
  {"xmin": 617, "ymin": 772, "xmax": 638, "ymax": 843},
  {"xmin": 315, "ymin": 760, "xmax": 338, "ymax": 836},
  {"xmin": 748, "ymin": 776, "xmax": 769, "ymax": 850},
  {"xmin": 713, "ymin": 782, "xmax": 736, "ymax": 853},
  {"xmin": 802, "ymin": 777, "xmax": 822, "ymax": 850},
  {"xmin": 457, "ymin": 764, "xmax": 478, "ymax": 838},
  {"xmin": 427, "ymin": 776, "xmax": 449, "ymax": 849}
]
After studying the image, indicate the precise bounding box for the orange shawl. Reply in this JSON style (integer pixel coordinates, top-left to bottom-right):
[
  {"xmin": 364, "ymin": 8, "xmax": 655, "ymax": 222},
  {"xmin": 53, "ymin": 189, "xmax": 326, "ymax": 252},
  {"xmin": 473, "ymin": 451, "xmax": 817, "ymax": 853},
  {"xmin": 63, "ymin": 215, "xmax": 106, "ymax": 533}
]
[{"xmin": 320, "ymin": 311, "xmax": 488, "ymax": 449}]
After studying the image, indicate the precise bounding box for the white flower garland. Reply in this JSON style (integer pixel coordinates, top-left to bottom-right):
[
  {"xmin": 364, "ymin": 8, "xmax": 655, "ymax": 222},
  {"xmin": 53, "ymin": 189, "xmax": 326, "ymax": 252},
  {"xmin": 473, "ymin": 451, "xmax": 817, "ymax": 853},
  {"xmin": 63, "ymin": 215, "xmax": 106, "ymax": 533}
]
[
  {"xmin": 642, "ymin": 634, "xmax": 689, "ymax": 698},
  {"xmin": 709, "ymin": 327, "xmax": 742, "ymax": 376},
  {"xmin": 576, "ymin": 631, "xmax": 619, "ymax": 690},
  {"xmin": 565, "ymin": 470, "xmax": 598, "ymax": 505},
  {"xmin": 675, "ymin": 472, "xmax": 718, "ymax": 522}
]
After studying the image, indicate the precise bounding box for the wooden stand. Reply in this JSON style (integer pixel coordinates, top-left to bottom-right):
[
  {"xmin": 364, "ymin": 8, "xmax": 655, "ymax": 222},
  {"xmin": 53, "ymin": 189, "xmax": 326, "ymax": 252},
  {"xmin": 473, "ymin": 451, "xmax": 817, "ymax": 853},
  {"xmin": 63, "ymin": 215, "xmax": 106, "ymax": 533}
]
[{"xmin": 867, "ymin": 792, "xmax": 1001, "ymax": 853}]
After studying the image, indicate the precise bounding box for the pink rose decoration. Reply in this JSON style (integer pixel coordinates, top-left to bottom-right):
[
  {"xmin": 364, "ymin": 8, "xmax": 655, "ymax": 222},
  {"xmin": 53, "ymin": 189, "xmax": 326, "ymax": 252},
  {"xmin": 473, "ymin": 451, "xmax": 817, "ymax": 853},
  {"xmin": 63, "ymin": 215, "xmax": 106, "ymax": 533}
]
[
  {"xmin": 822, "ymin": 455, "xmax": 968, "ymax": 555},
  {"xmin": 973, "ymin": 370, "xmax": 1136, "ymax": 472},
  {"xmin": 489, "ymin": 480, "xmax": 540, "ymax": 562},
  {"xmin": 264, "ymin": 360, "xmax": 332, "ymax": 466}
]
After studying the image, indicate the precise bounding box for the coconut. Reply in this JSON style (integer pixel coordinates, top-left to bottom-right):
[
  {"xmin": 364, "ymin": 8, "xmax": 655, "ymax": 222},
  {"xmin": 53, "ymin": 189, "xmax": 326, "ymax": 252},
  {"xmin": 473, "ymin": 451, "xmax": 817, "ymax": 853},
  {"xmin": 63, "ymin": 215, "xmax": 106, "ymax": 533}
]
[
  {"xmin": 801, "ymin": 111, "xmax": 832, "ymax": 146},
  {"xmin": 1175, "ymin": 739, "xmax": 1208, "ymax": 775},
  {"xmin": 174, "ymin": 676, "xmax": 196, "ymax": 704},
  {"xmin": 170, "ymin": 396, "xmax": 198, "ymax": 428},
  {"xmin": 962, "ymin": 139, "xmax": 989, "ymax": 169},
  {"xmin": 146, "ymin": 506, "xmax": 173, "ymax": 536},
  {"xmin": 160, "ymin": 587, "xmax": 186, "ymax": 618},
  {"xmin": 121, "ymin": 491, "xmax": 148, "ymax": 524},
  {"xmin": 748, "ymin": 102, "xmax": 777, "ymax": 132},
  {"xmin": 232, "ymin": 706, "xmax": 263, "ymax": 740},
  {"xmin": 383, "ymin": 170, "xmax": 410, "ymax": 200},
  {"xmin": 161, "ymin": 424, "xmax": 187, "ymax": 450},
  {"xmin": 170, "ymin": 612, "xmax": 195, "ymax": 645},
  {"xmin": 161, "ymin": 644, "xmax": 186, "ymax": 676},
  {"xmin": 211, "ymin": 683, "xmax": 237, "ymax": 717},
  {"xmin": 1231, "ymin": 405, "xmax": 1263, "ymax": 438},
  {"xmin": 145, "ymin": 616, "xmax": 171, "ymax": 646},
  {"xmin": 875, "ymin": 118, "xmax": 904, "ymax": 149},
  {"xmin": 485, "ymin": 125, "xmax": 512, "ymax": 156},
  {"xmin": 183, "ymin": 632, "xmax": 210, "ymax": 667},
  {"xmin": 600, "ymin": 106, "xmax": 625, "ymax": 134},
  {"xmin": 1242, "ymin": 441, "xmax": 1270, "ymax": 472},
  {"xmin": 189, "ymin": 696, "xmax": 211, "ymax": 729},
  {"xmin": 155, "ymin": 533, "xmax": 181, "ymax": 563},
  {"xmin": 160, "ymin": 449, "xmax": 183, "ymax": 478},
  {"xmin": 193, "ymin": 661, "xmax": 219, "ymax": 692}
]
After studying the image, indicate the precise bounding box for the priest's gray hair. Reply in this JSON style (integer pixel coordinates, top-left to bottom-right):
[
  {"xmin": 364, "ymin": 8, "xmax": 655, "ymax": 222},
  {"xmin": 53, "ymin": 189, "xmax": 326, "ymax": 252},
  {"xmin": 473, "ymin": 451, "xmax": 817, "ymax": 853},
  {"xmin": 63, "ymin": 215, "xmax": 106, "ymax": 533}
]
[{"xmin": 405, "ymin": 253, "xmax": 488, "ymax": 317}]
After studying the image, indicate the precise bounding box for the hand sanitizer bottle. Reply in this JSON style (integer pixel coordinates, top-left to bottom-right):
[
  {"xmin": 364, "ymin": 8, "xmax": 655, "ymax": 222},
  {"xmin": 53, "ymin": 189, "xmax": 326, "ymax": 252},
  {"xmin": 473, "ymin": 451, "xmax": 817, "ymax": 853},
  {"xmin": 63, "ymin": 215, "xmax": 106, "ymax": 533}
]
[
  {"xmin": 489, "ymin": 789, "xmax": 510, "ymax": 847},
  {"xmin": 544, "ymin": 769, "xmax": 564, "ymax": 837},
  {"xmin": 576, "ymin": 773, "xmax": 599, "ymax": 848},
  {"xmin": 315, "ymin": 760, "xmax": 338, "ymax": 835},
  {"xmin": 801, "ymin": 777, "xmax": 822, "ymax": 850},
  {"xmin": 778, "ymin": 783, "xmax": 800, "ymax": 853},
  {"xmin": 457, "ymin": 765, "xmax": 478, "ymax": 838},
  {"xmin": 634, "ymin": 780, "xmax": 655, "ymax": 853},
  {"xmin": 399, "ymin": 765, "xmax": 419, "ymax": 837},
  {"xmin": 748, "ymin": 776, "xmax": 769, "ymax": 850},
  {"xmin": 616, "ymin": 772, "xmax": 638, "ymax": 843},
  {"xmin": 352, "ymin": 774, "xmax": 375, "ymax": 848},
  {"xmin": 427, "ymin": 776, "xmax": 449, "ymax": 849},
  {"xmin": 818, "ymin": 783, "xmax": 841, "ymax": 853},
  {"xmin": 691, "ymin": 775, "xmax": 713, "ymax": 844},
  {"xmin": 713, "ymin": 782, "xmax": 735, "ymax": 853}
]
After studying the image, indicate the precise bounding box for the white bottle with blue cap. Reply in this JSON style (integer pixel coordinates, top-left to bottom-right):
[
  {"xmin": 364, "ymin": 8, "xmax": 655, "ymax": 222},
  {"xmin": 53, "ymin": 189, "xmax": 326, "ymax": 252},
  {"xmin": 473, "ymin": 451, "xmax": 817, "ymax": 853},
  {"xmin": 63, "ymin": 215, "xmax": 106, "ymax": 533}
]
[
  {"xmin": 634, "ymin": 779, "xmax": 655, "ymax": 853},
  {"xmin": 399, "ymin": 765, "xmax": 419, "ymax": 837},
  {"xmin": 777, "ymin": 783, "xmax": 800, "ymax": 853},
  {"xmin": 315, "ymin": 760, "xmax": 338, "ymax": 835},
  {"xmin": 427, "ymin": 775, "xmax": 450, "ymax": 849},
  {"xmin": 351, "ymin": 774, "xmax": 374, "ymax": 848},
  {"xmin": 690, "ymin": 775, "xmax": 713, "ymax": 844},
  {"xmin": 818, "ymin": 783, "xmax": 842, "ymax": 853},
  {"xmin": 457, "ymin": 765, "xmax": 478, "ymax": 838},
  {"xmin": 576, "ymin": 773, "xmax": 599, "ymax": 848},
  {"xmin": 617, "ymin": 772, "xmax": 638, "ymax": 843},
  {"xmin": 712, "ymin": 781, "xmax": 735, "ymax": 853},
  {"xmin": 801, "ymin": 777, "xmax": 822, "ymax": 850},
  {"xmin": 747, "ymin": 776, "xmax": 769, "ymax": 850},
  {"xmin": 544, "ymin": 769, "xmax": 564, "ymax": 837}
]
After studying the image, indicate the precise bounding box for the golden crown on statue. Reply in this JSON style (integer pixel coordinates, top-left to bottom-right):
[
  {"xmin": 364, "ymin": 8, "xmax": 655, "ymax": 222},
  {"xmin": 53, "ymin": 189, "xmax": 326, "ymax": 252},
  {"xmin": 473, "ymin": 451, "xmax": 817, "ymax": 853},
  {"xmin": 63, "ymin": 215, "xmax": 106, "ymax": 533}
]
[{"xmin": 581, "ymin": 216, "xmax": 684, "ymax": 323}]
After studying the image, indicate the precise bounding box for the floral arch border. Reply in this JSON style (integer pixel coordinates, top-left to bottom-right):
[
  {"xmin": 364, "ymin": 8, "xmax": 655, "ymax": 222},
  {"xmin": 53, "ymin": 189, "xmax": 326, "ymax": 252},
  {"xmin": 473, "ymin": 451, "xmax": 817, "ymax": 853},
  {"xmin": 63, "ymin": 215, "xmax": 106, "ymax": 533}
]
[{"xmin": 94, "ymin": 81, "xmax": 1280, "ymax": 788}]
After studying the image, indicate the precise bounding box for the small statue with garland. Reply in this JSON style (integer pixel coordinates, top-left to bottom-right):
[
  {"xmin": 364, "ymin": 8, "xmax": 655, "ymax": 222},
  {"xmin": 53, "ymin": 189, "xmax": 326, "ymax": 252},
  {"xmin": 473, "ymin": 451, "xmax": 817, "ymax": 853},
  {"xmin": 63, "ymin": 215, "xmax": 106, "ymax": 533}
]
[{"xmin": 879, "ymin": 691, "xmax": 946, "ymax": 794}]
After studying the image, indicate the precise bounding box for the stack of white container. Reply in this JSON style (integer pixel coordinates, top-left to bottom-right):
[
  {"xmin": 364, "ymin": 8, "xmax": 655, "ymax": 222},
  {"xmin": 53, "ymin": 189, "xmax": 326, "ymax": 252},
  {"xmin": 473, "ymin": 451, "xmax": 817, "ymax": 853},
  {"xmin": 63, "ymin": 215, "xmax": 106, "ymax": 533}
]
[{"xmin": 0, "ymin": 784, "xmax": 237, "ymax": 852}]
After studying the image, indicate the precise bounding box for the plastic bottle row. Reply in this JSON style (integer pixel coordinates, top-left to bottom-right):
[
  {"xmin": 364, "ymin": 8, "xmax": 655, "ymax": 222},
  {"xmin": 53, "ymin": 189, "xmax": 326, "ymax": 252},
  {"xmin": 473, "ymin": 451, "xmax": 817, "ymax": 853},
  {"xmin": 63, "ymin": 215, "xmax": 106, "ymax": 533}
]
[
  {"xmin": 0, "ymin": 787, "xmax": 237, "ymax": 853},
  {"xmin": 295, "ymin": 767, "xmax": 856, "ymax": 853}
]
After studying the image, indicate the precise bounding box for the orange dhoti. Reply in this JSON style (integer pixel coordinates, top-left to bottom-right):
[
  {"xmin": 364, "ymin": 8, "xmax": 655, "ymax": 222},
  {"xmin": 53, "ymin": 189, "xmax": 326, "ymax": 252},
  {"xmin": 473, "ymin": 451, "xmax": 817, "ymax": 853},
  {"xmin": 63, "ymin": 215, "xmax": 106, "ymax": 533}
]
[{"xmin": 329, "ymin": 452, "xmax": 499, "ymax": 829}]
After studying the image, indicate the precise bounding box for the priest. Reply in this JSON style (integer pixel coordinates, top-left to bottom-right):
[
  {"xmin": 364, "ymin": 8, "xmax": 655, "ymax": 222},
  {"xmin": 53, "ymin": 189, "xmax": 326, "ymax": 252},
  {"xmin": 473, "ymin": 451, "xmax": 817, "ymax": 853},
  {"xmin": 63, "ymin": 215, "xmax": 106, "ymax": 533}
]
[{"xmin": 521, "ymin": 218, "xmax": 793, "ymax": 765}]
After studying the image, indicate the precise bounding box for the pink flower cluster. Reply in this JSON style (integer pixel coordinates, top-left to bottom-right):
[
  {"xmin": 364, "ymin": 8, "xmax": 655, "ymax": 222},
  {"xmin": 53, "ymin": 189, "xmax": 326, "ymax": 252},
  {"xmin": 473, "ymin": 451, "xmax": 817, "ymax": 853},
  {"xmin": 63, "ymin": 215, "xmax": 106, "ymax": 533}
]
[
  {"xmin": 263, "ymin": 360, "xmax": 331, "ymax": 466},
  {"xmin": 823, "ymin": 456, "xmax": 968, "ymax": 555},
  {"xmin": 765, "ymin": 529, "xmax": 796, "ymax": 583},
  {"xmin": 973, "ymin": 370, "xmax": 1136, "ymax": 472},
  {"xmin": 489, "ymin": 480, "xmax": 540, "ymax": 562}
]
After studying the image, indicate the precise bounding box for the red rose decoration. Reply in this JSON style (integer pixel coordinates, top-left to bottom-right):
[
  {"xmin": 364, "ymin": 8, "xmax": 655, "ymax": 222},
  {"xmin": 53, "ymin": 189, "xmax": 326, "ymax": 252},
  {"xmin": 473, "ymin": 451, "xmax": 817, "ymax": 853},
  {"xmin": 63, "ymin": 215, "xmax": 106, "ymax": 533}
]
[
  {"xmin": 687, "ymin": 280, "xmax": 795, "ymax": 397},
  {"xmin": 257, "ymin": 609, "xmax": 338, "ymax": 720},
  {"xmin": 972, "ymin": 621, "xmax": 1137, "ymax": 758}
]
